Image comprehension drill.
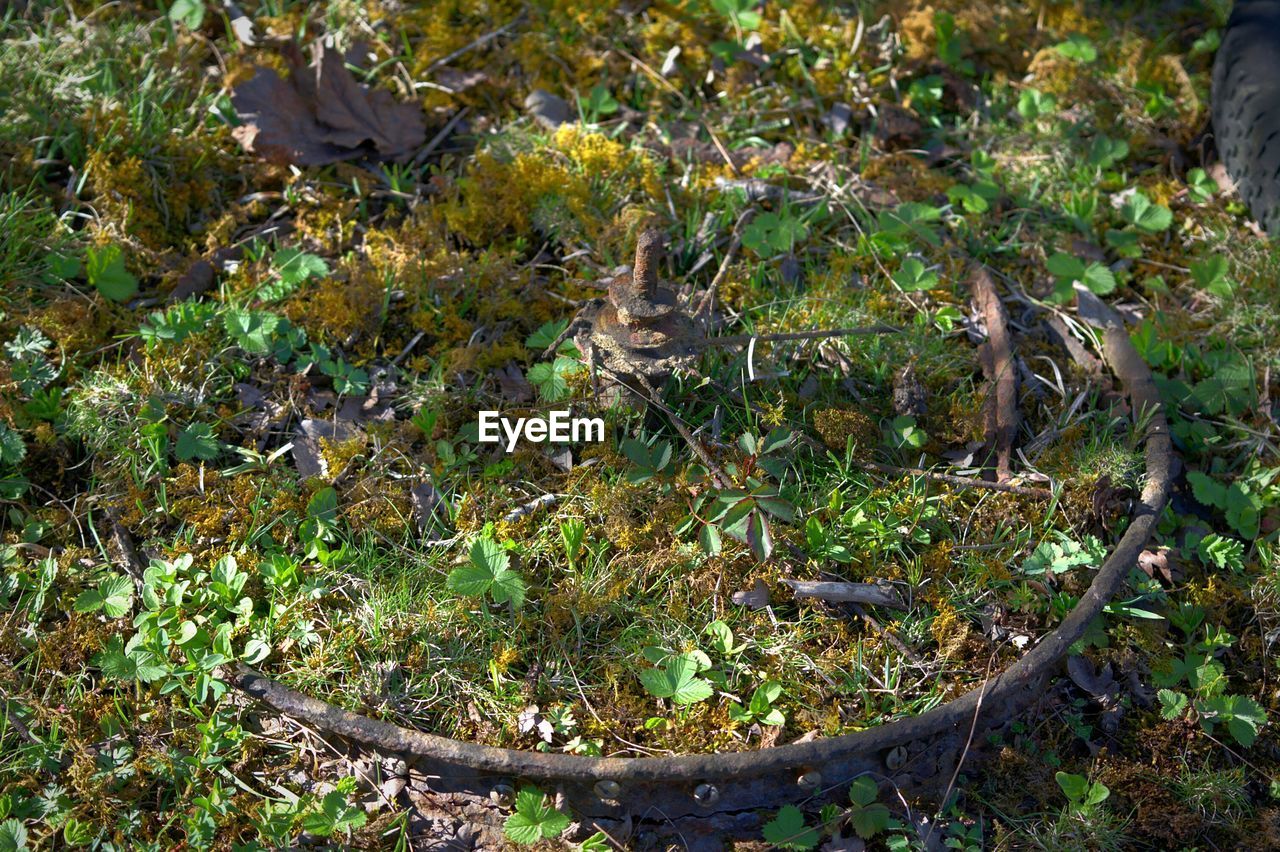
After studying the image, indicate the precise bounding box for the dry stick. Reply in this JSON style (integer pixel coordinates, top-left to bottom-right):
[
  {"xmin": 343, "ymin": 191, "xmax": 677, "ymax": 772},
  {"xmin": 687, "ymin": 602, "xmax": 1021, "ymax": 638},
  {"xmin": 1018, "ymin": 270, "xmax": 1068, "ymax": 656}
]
[
  {"xmin": 693, "ymin": 209, "xmax": 752, "ymax": 320},
  {"xmin": 781, "ymin": 544, "xmax": 923, "ymax": 664},
  {"xmin": 630, "ymin": 373, "xmax": 731, "ymax": 489},
  {"xmin": 858, "ymin": 461, "xmax": 1054, "ymax": 500},
  {"xmin": 692, "ymin": 324, "xmax": 901, "ymax": 349},
  {"xmin": 423, "ymin": 17, "xmax": 523, "ymax": 72},
  {"xmin": 411, "ymin": 107, "xmax": 470, "ymax": 167},
  {"xmin": 971, "ymin": 264, "xmax": 1019, "ymax": 484},
  {"xmin": 849, "ymin": 602, "xmax": 927, "ymax": 667},
  {"xmin": 926, "ymin": 647, "xmax": 1001, "ymax": 844},
  {"xmin": 107, "ymin": 508, "xmax": 146, "ymax": 586},
  {"xmin": 710, "ymin": 388, "xmax": 1056, "ymax": 500},
  {"xmin": 503, "ymin": 493, "xmax": 560, "ymax": 523}
]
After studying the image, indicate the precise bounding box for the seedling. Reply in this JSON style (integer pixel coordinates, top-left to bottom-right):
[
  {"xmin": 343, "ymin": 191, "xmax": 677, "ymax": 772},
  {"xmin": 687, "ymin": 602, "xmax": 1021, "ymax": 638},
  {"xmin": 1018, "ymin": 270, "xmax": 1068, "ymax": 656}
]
[{"xmin": 447, "ymin": 534, "xmax": 526, "ymax": 611}]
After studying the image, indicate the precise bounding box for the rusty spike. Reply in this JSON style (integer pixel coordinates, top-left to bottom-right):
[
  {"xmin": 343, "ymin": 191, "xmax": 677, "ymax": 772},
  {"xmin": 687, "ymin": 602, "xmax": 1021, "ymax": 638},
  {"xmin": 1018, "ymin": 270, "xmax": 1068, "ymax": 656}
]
[{"xmin": 631, "ymin": 229, "xmax": 664, "ymax": 299}]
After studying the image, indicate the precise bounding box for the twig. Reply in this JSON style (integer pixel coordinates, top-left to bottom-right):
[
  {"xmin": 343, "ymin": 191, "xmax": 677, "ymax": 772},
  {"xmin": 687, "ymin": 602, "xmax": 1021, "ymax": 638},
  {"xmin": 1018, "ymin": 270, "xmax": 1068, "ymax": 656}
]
[
  {"xmin": 502, "ymin": 493, "xmax": 559, "ymax": 523},
  {"xmin": 390, "ymin": 330, "xmax": 424, "ymax": 366},
  {"xmin": 630, "ymin": 374, "xmax": 730, "ymax": 488},
  {"xmin": 692, "ymin": 324, "xmax": 901, "ymax": 348},
  {"xmin": 424, "ymin": 17, "xmax": 523, "ymax": 72},
  {"xmin": 693, "ymin": 209, "xmax": 752, "ymax": 320},
  {"xmin": 107, "ymin": 508, "xmax": 146, "ymax": 584},
  {"xmin": 849, "ymin": 602, "xmax": 926, "ymax": 666},
  {"xmin": 927, "ymin": 648, "xmax": 1000, "ymax": 841},
  {"xmin": 857, "ymin": 462, "xmax": 1055, "ymax": 500},
  {"xmin": 412, "ymin": 107, "xmax": 470, "ymax": 167}
]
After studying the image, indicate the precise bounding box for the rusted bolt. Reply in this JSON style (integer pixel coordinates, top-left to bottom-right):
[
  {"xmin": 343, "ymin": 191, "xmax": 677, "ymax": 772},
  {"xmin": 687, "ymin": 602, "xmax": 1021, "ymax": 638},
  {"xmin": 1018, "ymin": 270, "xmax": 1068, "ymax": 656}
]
[
  {"xmin": 593, "ymin": 779, "xmax": 621, "ymax": 800},
  {"xmin": 580, "ymin": 228, "xmax": 700, "ymax": 396},
  {"xmin": 885, "ymin": 744, "xmax": 909, "ymax": 771},
  {"xmin": 608, "ymin": 229, "xmax": 676, "ymax": 328},
  {"xmin": 631, "ymin": 228, "xmax": 662, "ymax": 299},
  {"xmin": 797, "ymin": 771, "xmax": 822, "ymax": 791},
  {"xmin": 692, "ymin": 783, "xmax": 720, "ymax": 806},
  {"xmin": 489, "ymin": 782, "xmax": 516, "ymax": 807}
]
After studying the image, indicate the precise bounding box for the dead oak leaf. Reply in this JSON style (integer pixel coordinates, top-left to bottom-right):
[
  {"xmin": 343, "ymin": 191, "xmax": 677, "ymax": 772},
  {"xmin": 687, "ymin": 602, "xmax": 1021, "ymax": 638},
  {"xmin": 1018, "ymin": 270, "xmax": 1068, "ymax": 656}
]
[
  {"xmin": 231, "ymin": 43, "xmax": 425, "ymax": 166},
  {"xmin": 1137, "ymin": 546, "xmax": 1180, "ymax": 587}
]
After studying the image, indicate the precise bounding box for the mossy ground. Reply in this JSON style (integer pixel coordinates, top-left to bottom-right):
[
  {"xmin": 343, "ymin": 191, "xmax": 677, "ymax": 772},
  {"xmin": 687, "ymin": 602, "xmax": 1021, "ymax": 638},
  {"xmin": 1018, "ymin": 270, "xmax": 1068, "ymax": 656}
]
[{"xmin": 1, "ymin": 0, "xmax": 1278, "ymax": 848}]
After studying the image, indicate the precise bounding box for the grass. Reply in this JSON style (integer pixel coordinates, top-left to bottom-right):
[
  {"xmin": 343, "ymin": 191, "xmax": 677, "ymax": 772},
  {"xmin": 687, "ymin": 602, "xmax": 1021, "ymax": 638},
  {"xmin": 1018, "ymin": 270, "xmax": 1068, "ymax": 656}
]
[{"xmin": 0, "ymin": 0, "xmax": 1277, "ymax": 848}]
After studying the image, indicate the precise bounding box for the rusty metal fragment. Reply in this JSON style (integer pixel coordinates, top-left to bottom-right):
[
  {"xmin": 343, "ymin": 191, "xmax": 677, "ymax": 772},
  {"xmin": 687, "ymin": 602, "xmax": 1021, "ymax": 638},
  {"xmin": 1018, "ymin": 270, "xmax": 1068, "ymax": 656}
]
[{"xmin": 576, "ymin": 229, "xmax": 701, "ymax": 396}]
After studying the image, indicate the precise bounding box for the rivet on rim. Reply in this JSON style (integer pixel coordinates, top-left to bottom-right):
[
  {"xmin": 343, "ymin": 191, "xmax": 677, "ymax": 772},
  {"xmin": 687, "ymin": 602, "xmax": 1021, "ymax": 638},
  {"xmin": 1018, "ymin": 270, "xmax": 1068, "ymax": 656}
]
[
  {"xmin": 593, "ymin": 779, "xmax": 621, "ymax": 800},
  {"xmin": 796, "ymin": 771, "xmax": 822, "ymax": 790},
  {"xmin": 489, "ymin": 782, "xmax": 516, "ymax": 807},
  {"xmin": 692, "ymin": 783, "xmax": 720, "ymax": 806}
]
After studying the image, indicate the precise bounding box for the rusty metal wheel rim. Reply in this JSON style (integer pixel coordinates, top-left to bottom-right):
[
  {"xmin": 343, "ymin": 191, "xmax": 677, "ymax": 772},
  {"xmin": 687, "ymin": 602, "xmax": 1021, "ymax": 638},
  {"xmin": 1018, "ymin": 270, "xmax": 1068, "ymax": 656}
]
[{"xmin": 231, "ymin": 323, "xmax": 1172, "ymax": 819}]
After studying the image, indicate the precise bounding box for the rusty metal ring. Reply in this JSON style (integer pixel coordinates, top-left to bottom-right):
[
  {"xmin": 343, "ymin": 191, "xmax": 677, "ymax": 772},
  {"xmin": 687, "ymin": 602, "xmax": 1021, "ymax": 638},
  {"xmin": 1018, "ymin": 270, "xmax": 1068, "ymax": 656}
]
[{"xmin": 231, "ymin": 324, "xmax": 1172, "ymax": 820}]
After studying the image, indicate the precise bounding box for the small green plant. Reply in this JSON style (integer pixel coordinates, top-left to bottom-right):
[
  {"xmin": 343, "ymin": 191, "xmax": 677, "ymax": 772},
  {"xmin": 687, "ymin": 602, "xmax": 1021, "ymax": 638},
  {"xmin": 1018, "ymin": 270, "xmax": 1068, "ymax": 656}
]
[
  {"xmin": 1187, "ymin": 470, "xmax": 1262, "ymax": 539},
  {"xmin": 803, "ymin": 516, "xmax": 853, "ymax": 562},
  {"xmin": 4, "ymin": 326, "xmax": 57, "ymax": 395},
  {"xmin": 1118, "ymin": 190, "xmax": 1173, "ymax": 234},
  {"xmin": 300, "ymin": 779, "xmax": 367, "ymax": 838},
  {"xmin": 502, "ymin": 787, "xmax": 571, "ymax": 845},
  {"xmin": 947, "ymin": 180, "xmax": 999, "ymax": 214},
  {"xmin": 845, "ymin": 776, "xmax": 892, "ymax": 839},
  {"xmin": 885, "ymin": 415, "xmax": 927, "ymax": 450},
  {"xmin": 762, "ymin": 804, "xmax": 819, "ymax": 850},
  {"xmin": 742, "ymin": 202, "xmax": 825, "ymax": 258},
  {"xmin": 1185, "ymin": 167, "xmax": 1219, "ymax": 204},
  {"xmin": 256, "ymin": 248, "xmax": 329, "ymax": 301},
  {"xmin": 1196, "ymin": 533, "xmax": 1245, "ymax": 572},
  {"xmin": 86, "ymin": 243, "xmax": 139, "ymax": 302},
  {"xmin": 1055, "ymin": 771, "xmax": 1109, "ymax": 812},
  {"xmin": 728, "ymin": 680, "xmax": 785, "ymax": 726},
  {"xmin": 1020, "ymin": 533, "xmax": 1105, "ymax": 576},
  {"xmin": 527, "ymin": 355, "xmax": 579, "ymax": 402},
  {"xmin": 1189, "ymin": 254, "xmax": 1233, "ymax": 297},
  {"xmin": 1195, "ymin": 694, "xmax": 1267, "ymax": 747},
  {"xmin": 1017, "ymin": 88, "xmax": 1057, "ymax": 121},
  {"xmin": 621, "ymin": 436, "xmax": 674, "ymax": 484},
  {"xmin": 637, "ymin": 649, "xmax": 714, "ymax": 706},
  {"xmin": 73, "ymin": 574, "xmax": 133, "ymax": 618},
  {"xmin": 176, "ymin": 423, "xmax": 221, "ymax": 463},
  {"xmin": 933, "ymin": 11, "xmax": 975, "ymax": 74},
  {"xmin": 447, "ymin": 534, "xmax": 526, "ymax": 611},
  {"xmin": 892, "ymin": 256, "xmax": 938, "ymax": 291},
  {"xmin": 1087, "ymin": 135, "xmax": 1129, "ymax": 170},
  {"xmin": 560, "ymin": 518, "xmax": 586, "ymax": 570},
  {"xmin": 0, "ymin": 423, "xmax": 28, "ymax": 500},
  {"xmin": 577, "ymin": 84, "xmax": 619, "ymax": 123},
  {"xmin": 167, "ymin": 0, "xmax": 205, "ymax": 29},
  {"xmin": 710, "ymin": 0, "xmax": 761, "ymax": 32},
  {"xmin": 139, "ymin": 301, "xmax": 216, "ymax": 348},
  {"xmin": 1045, "ymin": 252, "xmax": 1116, "ymax": 301},
  {"xmin": 1055, "ymin": 34, "xmax": 1098, "ymax": 63}
]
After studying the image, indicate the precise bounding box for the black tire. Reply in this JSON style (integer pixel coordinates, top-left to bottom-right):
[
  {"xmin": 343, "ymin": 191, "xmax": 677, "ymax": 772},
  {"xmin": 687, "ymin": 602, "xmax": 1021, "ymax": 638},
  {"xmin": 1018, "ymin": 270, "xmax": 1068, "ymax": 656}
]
[{"xmin": 1213, "ymin": 0, "xmax": 1280, "ymax": 235}]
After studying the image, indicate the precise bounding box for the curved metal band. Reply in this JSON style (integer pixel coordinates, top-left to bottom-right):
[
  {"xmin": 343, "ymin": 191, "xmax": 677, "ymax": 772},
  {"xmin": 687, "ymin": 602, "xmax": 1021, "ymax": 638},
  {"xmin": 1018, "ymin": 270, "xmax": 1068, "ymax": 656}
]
[{"xmin": 232, "ymin": 325, "xmax": 1172, "ymax": 817}]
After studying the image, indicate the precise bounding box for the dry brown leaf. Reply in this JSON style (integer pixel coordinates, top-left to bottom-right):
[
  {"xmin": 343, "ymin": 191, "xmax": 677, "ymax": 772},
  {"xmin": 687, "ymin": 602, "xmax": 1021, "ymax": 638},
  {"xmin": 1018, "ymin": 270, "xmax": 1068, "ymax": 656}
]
[
  {"xmin": 971, "ymin": 265, "xmax": 1019, "ymax": 483},
  {"xmin": 730, "ymin": 578, "xmax": 770, "ymax": 610},
  {"xmin": 231, "ymin": 43, "xmax": 425, "ymax": 166},
  {"xmin": 1137, "ymin": 546, "xmax": 1180, "ymax": 587}
]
